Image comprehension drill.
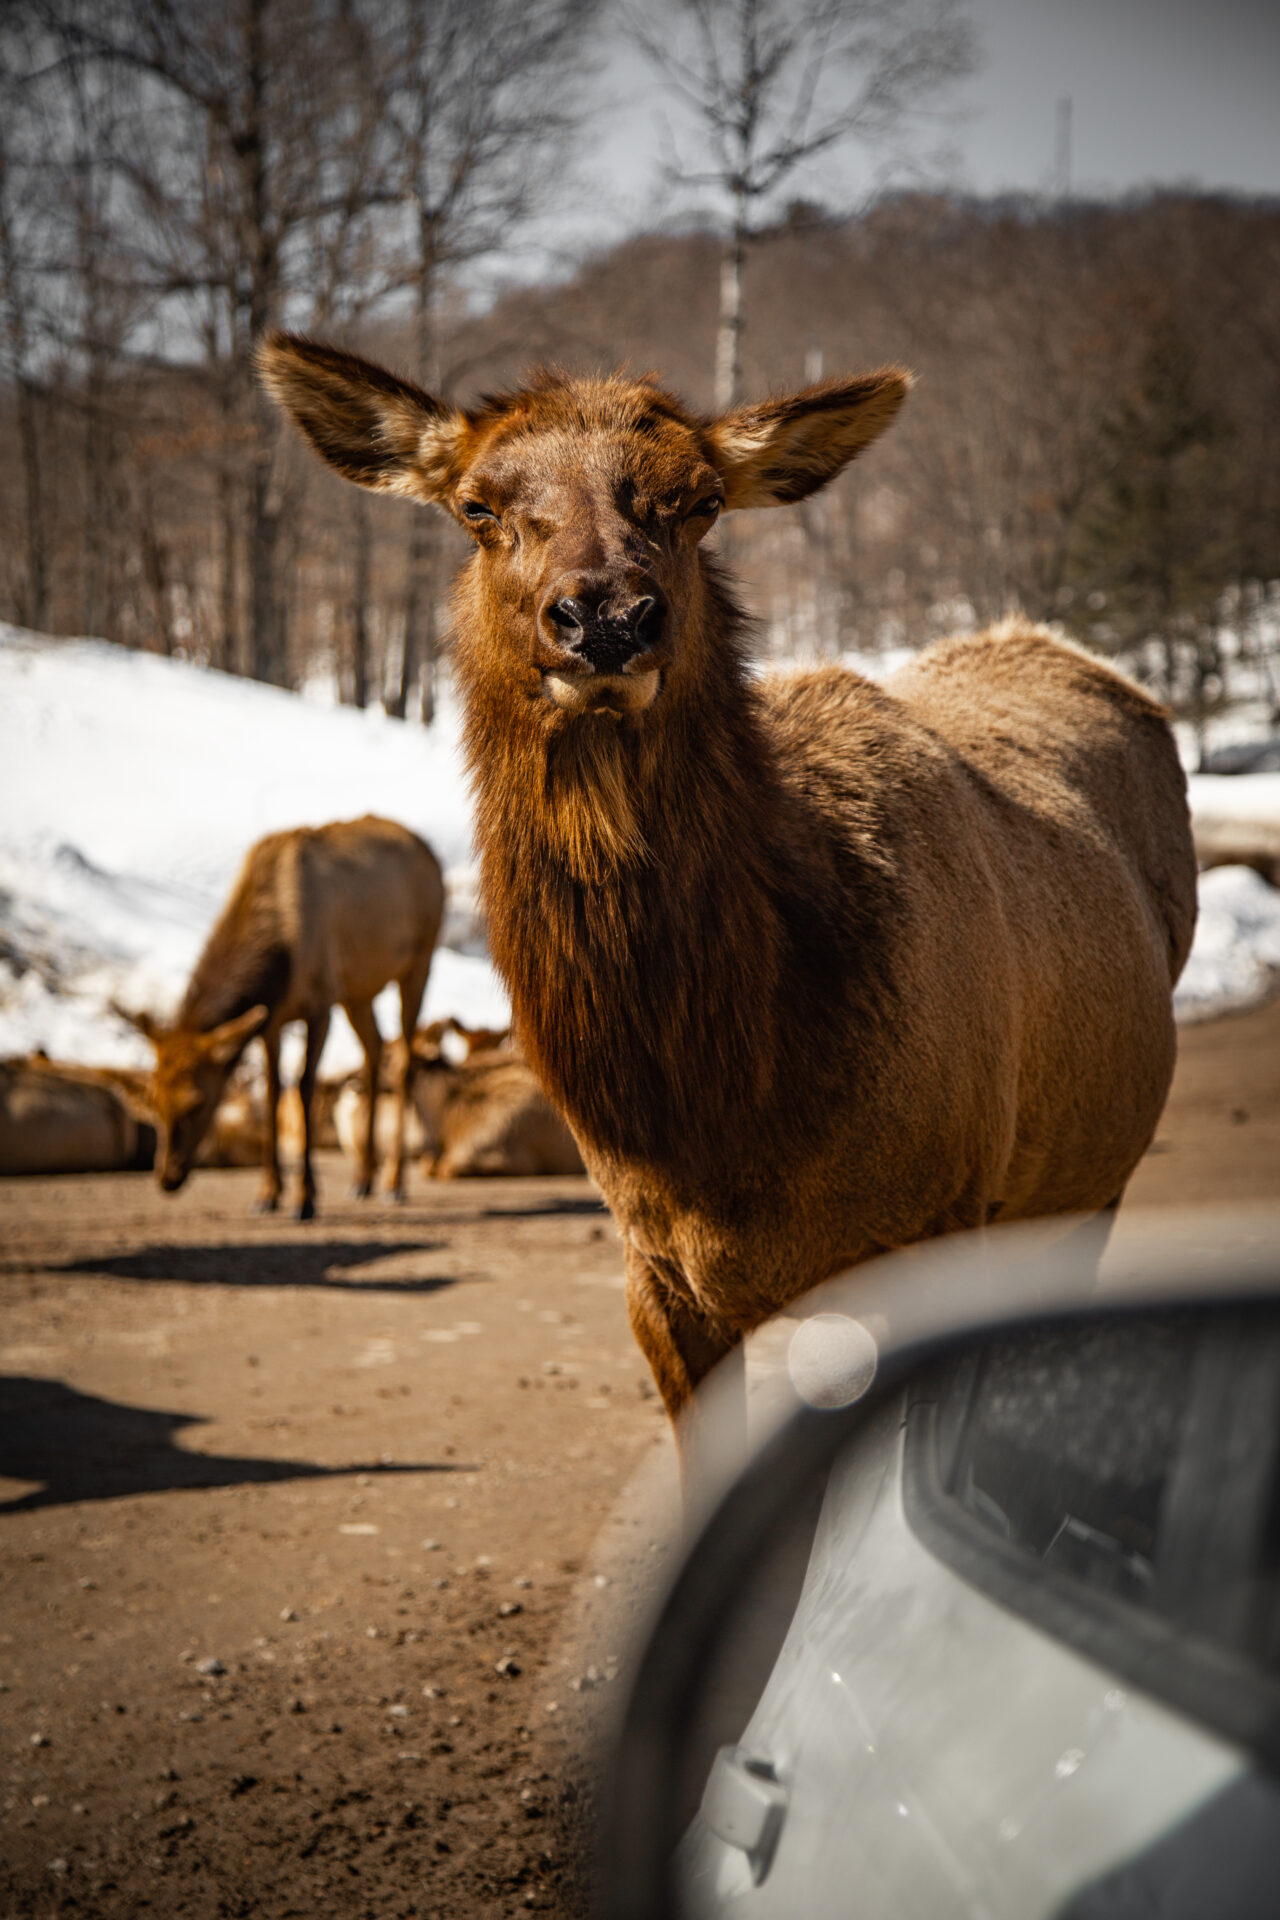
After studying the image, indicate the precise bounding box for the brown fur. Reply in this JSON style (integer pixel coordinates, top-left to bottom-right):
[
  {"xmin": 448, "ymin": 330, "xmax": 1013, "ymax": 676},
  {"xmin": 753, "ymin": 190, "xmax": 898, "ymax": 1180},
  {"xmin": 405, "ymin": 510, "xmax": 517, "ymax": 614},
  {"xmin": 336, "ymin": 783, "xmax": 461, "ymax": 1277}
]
[
  {"xmin": 261, "ymin": 335, "xmax": 1198, "ymax": 1460},
  {"xmin": 124, "ymin": 815, "xmax": 443, "ymax": 1219},
  {"xmin": 0, "ymin": 1056, "xmax": 156, "ymax": 1175},
  {"xmin": 413, "ymin": 1045, "xmax": 584, "ymax": 1179},
  {"xmin": 415, "ymin": 1017, "xmax": 513, "ymax": 1062}
]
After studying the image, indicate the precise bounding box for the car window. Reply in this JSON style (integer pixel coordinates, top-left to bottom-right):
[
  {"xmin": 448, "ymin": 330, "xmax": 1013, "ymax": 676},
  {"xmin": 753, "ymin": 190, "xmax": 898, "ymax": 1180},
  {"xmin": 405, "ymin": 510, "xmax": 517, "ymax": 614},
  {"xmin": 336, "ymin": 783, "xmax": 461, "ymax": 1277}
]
[{"xmin": 904, "ymin": 1308, "xmax": 1280, "ymax": 1759}]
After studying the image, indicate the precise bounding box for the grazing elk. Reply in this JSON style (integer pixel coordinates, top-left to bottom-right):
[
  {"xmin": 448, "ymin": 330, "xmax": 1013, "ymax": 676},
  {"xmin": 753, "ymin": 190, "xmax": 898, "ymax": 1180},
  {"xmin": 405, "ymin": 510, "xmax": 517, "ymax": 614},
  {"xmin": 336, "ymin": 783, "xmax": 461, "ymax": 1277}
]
[
  {"xmin": 261, "ymin": 334, "xmax": 1197, "ymax": 1470},
  {"xmin": 124, "ymin": 815, "xmax": 443, "ymax": 1219}
]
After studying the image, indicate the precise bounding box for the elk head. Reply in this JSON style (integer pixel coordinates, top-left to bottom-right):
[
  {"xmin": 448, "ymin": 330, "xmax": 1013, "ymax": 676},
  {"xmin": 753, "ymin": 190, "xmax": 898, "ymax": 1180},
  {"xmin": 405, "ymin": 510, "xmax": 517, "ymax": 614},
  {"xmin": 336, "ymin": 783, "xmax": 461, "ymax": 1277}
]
[
  {"xmin": 257, "ymin": 333, "xmax": 911, "ymax": 728},
  {"xmin": 119, "ymin": 1005, "xmax": 269, "ymax": 1191}
]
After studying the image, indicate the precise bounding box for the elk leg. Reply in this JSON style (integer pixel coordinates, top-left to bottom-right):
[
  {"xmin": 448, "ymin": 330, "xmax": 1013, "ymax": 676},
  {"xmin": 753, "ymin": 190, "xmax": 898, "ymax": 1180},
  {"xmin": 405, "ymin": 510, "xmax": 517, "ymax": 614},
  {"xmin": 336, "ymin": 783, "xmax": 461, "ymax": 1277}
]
[
  {"xmin": 342, "ymin": 998, "xmax": 382, "ymax": 1198},
  {"xmin": 255, "ymin": 1025, "xmax": 283, "ymax": 1214},
  {"xmin": 625, "ymin": 1246, "xmax": 744, "ymax": 1502},
  {"xmin": 386, "ymin": 957, "xmax": 432, "ymax": 1201},
  {"xmin": 294, "ymin": 1008, "xmax": 330, "ymax": 1222}
]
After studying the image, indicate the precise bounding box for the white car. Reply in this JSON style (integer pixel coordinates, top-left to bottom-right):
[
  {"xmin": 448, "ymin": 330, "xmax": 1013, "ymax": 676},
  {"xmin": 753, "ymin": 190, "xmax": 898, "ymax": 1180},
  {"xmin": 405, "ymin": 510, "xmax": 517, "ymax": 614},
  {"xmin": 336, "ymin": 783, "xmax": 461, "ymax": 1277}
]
[{"xmin": 603, "ymin": 1212, "xmax": 1280, "ymax": 1920}]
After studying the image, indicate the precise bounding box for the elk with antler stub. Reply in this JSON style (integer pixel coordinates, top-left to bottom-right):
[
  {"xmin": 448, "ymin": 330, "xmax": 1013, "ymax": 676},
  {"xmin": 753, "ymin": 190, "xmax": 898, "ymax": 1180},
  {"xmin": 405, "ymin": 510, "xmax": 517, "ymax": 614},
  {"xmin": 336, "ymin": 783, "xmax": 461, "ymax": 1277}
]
[
  {"xmin": 259, "ymin": 332, "xmax": 1197, "ymax": 1476},
  {"xmin": 122, "ymin": 814, "xmax": 443, "ymax": 1220}
]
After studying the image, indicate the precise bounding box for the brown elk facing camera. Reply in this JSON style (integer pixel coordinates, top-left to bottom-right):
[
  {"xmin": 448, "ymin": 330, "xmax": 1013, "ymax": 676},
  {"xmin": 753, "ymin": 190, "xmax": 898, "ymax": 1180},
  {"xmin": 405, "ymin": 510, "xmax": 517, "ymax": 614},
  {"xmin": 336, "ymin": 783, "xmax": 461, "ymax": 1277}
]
[
  {"xmin": 122, "ymin": 815, "xmax": 443, "ymax": 1220},
  {"xmin": 260, "ymin": 332, "xmax": 1197, "ymax": 1480}
]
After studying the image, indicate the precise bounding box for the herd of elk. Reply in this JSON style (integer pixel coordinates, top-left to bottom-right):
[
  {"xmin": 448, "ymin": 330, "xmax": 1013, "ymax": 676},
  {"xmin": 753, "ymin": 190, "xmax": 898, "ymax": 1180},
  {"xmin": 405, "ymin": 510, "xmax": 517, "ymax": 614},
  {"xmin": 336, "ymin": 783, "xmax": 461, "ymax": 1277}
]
[
  {"xmin": 122, "ymin": 814, "xmax": 443, "ymax": 1219},
  {"xmin": 262, "ymin": 331, "xmax": 1198, "ymax": 1473}
]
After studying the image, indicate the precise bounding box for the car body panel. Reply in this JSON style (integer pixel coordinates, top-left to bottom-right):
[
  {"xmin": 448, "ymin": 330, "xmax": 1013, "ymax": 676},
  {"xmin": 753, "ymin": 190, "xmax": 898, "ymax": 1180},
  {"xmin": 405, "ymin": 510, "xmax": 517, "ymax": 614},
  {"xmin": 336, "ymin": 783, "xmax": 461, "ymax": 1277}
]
[{"xmin": 678, "ymin": 1397, "xmax": 1245, "ymax": 1918}]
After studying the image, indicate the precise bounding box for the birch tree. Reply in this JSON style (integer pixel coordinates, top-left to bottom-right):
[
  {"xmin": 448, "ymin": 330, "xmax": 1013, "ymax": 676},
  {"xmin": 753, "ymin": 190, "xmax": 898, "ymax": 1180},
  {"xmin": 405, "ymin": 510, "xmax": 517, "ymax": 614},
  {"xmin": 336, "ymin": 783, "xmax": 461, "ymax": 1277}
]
[{"xmin": 629, "ymin": 0, "xmax": 975, "ymax": 407}]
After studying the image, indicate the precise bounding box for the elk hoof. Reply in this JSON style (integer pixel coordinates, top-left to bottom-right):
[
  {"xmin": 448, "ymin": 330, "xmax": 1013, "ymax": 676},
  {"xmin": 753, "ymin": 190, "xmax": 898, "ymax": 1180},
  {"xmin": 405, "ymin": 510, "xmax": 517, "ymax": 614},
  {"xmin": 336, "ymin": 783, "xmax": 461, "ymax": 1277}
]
[
  {"xmin": 295, "ymin": 1195, "xmax": 316, "ymax": 1223},
  {"xmin": 350, "ymin": 1179, "xmax": 373, "ymax": 1200},
  {"xmin": 253, "ymin": 1194, "xmax": 280, "ymax": 1216}
]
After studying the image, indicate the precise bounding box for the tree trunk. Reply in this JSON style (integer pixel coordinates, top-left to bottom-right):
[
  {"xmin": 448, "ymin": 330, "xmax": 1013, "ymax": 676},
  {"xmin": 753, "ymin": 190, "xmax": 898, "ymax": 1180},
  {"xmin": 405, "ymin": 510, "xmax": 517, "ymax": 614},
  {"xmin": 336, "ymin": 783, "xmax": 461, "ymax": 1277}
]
[
  {"xmin": 349, "ymin": 492, "xmax": 370, "ymax": 709},
  {"xmin": 392, "ymin": 508, "xmax": 439, "ymax": 723},
  {"xmin": 216, "ymin": 458, "xmax": 239, "ymax": 673},
  {"xmin": 14, "ymin": 376, "xmax": 47, "ymax": 631},
  {"xmin": 241, "ymin": 0, "xmax": 285, "ymax": 685},
  {"xmin": 713, "ymin": 208, "xmax": 747, "ymax": 412},
  {"xmin": 247, "ymin": 416, "xmax": 285, "ymax": 684},
  {"xmin": 390, "ymin": 201, "xmax": 439, "ymax": 723}
]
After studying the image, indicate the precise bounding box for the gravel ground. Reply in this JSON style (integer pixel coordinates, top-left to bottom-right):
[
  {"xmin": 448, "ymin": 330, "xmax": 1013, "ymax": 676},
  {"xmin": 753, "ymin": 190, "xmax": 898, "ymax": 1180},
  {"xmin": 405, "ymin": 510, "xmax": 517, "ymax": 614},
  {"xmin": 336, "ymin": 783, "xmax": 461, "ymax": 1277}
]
[{"xmin": 1, "ymin": 994, "xmax": 1278, "ymax": 1919}]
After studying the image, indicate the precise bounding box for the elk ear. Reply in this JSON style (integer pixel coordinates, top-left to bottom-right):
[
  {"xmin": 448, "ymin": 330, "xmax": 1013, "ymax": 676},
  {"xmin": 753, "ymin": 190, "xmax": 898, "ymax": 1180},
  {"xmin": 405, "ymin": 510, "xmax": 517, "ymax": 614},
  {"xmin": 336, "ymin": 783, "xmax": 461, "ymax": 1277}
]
[
  {"xmin": 203, "ymin": 1005, "xmax": 271, "ymax": 1067},
  {"xmin": 257, "ymin": 332, "xmax": 471, "ymax": 505},
  {"xmin": 706, "ymin": 368, "xmax": 912, "ymax": 510},
  {"xmin": 113, "ymin": 1001, "xmax": 160, "ymax": 1043}
]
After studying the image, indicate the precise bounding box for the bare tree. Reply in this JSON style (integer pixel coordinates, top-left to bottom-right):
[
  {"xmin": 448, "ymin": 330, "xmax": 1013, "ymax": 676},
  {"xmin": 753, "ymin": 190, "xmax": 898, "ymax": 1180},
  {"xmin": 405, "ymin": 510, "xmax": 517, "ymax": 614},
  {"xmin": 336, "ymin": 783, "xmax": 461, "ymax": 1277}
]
[
  {"xmin": 628, "ymin": 0, "xmax": 975, "ymax": 407},
  {"xmin": 368, "ymin": 0, "xmax": 601, "ymax": 721},
  {"xmin": 53, "ymin": 0, "xmax": 403, "ymax": 683},
  {"xmin": 0, "ymin": 18, "xmax": 52, "ymax": 632}
]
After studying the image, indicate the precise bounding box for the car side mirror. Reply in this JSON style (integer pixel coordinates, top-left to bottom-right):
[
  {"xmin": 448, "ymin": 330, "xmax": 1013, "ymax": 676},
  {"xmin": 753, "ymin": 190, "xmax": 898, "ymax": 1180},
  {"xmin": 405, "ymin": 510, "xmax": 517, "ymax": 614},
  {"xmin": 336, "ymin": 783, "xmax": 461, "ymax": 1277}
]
[{"xmin": 600, "ymin": 1211, "xmax": 1280, "ymax": 1920}]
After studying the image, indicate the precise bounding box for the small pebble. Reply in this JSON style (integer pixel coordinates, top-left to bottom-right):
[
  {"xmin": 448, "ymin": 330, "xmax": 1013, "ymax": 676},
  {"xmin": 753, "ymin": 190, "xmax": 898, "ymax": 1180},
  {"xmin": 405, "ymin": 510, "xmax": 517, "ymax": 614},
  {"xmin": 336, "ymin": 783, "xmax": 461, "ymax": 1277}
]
[
  {"xmin": 475, "ymin": 1554, "xmax": 491, "ymax": 1568},
  {"xmin": 389, "ymin": 1704, "xmax": 409, "ymax": 1719},
  {"xmin": 496, "ymin": 1655, "xmax": 521, "ymax": 1678},
  {"xmin": 594, "ymin": 1575, "xmax": 611, "ymax": 1588},
  {"xmin": 514, "ymin": 1576, "xmax": 533, "ymax": 1590},
  {"xmin": 365, "ymin": 1626, "xmax": 382, "ymax": 1639},
  {"xmin": 422, "ymin": 1539, "xmax": 442, "ymax": 1552},
  {"xmin": 498, "ymin": 1601, "xmax": 523, "ymax": 1618},
  {"xmin": 30, "ymin": 1732, "xmax": 50, "ymax": 1748},
  {"xmin": 195, "ymin": 1657, "xmax": 226, "ymax": 1677},
  {"xmin": 48, "ymin": 1859, "xmax": 67, "ymax": 1876},
  {"xmin": 31, "ymin": 1793, "xmax": 50, "ymax": 1807},
  {"xmin": 78, "ymin": 1577, "xmax": 97, "ymax": 1591},
  {"xmin": 448, "ymin": 1714, "xmax": 461, "ymax": 1727},
  {"xmin": 279, "ymin": 1607, "xmax": 298, "ymax": 1622},
  {"xmin": 422, "ymin": 1684, "xmax": 444, "ymax": 1699}
]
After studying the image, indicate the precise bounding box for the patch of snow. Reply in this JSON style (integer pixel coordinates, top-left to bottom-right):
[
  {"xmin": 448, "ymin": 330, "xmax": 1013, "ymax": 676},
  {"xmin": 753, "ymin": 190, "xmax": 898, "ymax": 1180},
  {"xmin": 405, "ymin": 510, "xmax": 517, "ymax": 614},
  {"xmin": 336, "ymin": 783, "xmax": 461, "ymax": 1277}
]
[
  {"xmin": 1174, "ymin": 866, "xmax": 1280, "ymax": 1024},
  {"xmin": 0, "ymin": 625, "xmax": 508, "ymax": 1077},
  {"xmin": 1186, "ymin": 771, "xmax": 1280, "ymax": 829}
]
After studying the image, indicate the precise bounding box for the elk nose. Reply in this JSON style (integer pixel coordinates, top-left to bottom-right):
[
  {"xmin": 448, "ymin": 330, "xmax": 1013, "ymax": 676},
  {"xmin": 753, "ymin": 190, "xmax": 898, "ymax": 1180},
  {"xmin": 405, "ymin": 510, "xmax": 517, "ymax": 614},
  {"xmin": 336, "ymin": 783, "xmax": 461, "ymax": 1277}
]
[{"xmin": 543, "ymin": 585, "xmax": 666, "ymax": 672}]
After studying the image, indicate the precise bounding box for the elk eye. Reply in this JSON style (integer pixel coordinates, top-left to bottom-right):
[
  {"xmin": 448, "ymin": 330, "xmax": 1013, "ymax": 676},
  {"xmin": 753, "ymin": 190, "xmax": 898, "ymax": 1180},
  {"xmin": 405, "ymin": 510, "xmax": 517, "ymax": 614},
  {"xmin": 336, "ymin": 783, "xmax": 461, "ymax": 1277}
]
[
  {"xmin": 462, "ymin": 499, "xmax": 496, "ymax": 523},
  {"xmin": 690, "ymin": 496, "xmax": 722, "ymax": 520}
]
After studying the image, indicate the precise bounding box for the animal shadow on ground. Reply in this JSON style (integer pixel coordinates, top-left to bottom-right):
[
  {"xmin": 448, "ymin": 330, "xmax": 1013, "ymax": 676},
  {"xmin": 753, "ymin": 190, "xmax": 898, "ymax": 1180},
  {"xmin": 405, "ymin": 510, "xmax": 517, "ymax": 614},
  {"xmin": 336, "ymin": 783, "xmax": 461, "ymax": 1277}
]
[
  {"xmin": 0, "ymin": 1374, "xmax": 468, "ymax": 1512},
  {"xmin": 54, "ymin": 1239, "xmax": 472, "ymax": 1294},
  {"xmin": 480, "ymin": 1197, "xmax": 607, "ymax": 1221}
]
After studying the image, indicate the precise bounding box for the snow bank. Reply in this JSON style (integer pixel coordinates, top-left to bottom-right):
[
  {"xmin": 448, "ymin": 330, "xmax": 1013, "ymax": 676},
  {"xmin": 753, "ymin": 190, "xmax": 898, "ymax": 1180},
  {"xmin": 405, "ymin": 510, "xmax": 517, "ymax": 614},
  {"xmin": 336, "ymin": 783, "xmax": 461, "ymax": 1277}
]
[
  {"xmin": 4, "ymin": 627, "xmax": 1280, "ymax": 1079},
  {"xmin": 1186, "ymin": 771, "xmax": 1280, "ymax": 876},
  {"xmin": 0, "ymin": 626, "xmax": 508, "ymax": 1077},
  {"xmin": 1174, "ymin": 865, "xmax": 1280, "ymax": 1023}
]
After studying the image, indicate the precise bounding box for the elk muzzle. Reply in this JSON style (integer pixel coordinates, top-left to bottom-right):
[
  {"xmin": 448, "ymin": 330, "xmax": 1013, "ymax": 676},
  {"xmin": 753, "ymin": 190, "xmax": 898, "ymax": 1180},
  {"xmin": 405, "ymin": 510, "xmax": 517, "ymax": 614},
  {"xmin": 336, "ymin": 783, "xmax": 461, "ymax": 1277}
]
[{"xmin": 537, "ymin": 576, "xmax": 667, "ymax": 715}]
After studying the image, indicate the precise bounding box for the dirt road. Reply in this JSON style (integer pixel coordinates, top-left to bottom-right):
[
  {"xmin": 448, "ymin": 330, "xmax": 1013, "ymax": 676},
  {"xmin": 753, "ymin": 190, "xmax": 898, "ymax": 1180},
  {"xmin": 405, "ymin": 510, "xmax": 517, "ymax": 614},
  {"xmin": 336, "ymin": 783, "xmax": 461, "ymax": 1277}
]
[{"xmin": 2, "ymin": 997, "xmax": 1278, "ymax": 1919}]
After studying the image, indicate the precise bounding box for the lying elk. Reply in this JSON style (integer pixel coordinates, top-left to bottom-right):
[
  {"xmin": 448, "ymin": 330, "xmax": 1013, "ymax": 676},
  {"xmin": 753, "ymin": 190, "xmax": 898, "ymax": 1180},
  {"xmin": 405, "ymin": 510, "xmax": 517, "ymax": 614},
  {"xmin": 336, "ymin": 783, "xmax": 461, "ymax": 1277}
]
[
  {"xmin": 261, "ymin": 334, "xmax": 1197, "ymax": 1468},
  {"xmin": 122, "ymin": 815, "xmax": 443, "ymax": 1219},
  {"xmin": 411, "ymin": 1033, "xmax": 584, "ymax": 1179}
]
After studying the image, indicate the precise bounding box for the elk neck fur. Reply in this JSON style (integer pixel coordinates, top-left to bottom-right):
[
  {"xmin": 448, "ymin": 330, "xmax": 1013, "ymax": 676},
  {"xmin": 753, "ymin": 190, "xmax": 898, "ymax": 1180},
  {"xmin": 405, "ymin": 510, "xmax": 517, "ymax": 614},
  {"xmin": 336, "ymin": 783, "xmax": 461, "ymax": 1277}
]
[{"xmin": 453, "ymin": 550, "xmax": 899, "ymax": 1200}]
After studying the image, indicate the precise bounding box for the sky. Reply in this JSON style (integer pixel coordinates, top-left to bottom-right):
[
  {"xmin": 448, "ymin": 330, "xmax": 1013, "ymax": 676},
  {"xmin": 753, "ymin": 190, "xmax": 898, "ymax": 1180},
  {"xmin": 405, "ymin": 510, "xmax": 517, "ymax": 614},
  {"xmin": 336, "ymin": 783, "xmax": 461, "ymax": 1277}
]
[{"xmin": 562, "ymin": 0, "xmax": 1280, "ymax": 254}]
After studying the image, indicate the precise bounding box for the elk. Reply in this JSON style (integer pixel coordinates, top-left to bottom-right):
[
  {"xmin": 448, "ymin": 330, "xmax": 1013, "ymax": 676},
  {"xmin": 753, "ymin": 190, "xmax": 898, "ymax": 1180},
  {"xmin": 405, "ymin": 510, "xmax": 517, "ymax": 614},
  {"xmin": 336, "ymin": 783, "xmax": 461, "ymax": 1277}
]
[
  {"xmin": 123, "ymin": 815, "xmax": 443, "ymax": 1219},
  {"xmin": 1, "ymin": 1055, "xmax": 156, "ymax": 1175},
  {"xmin": 261, "ymin": 333, "xmax": 1197, "ymax": 1467},
  {"xmin": 411, "ymin": 1037, "xmax": 584, "ymax": 1179}
]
